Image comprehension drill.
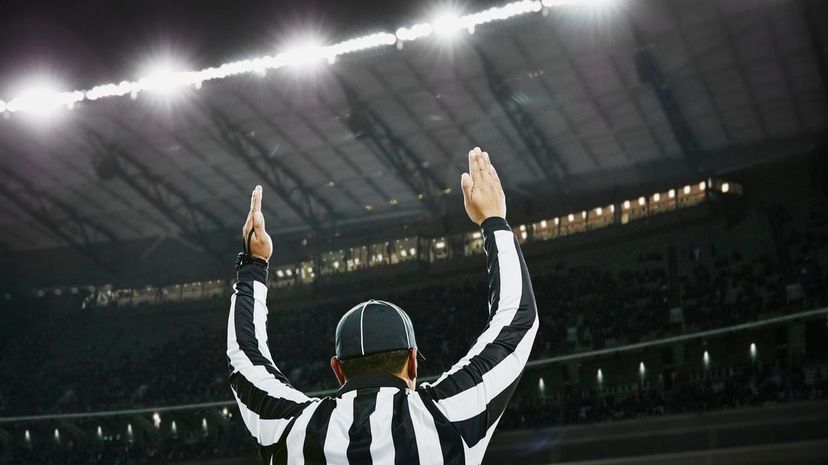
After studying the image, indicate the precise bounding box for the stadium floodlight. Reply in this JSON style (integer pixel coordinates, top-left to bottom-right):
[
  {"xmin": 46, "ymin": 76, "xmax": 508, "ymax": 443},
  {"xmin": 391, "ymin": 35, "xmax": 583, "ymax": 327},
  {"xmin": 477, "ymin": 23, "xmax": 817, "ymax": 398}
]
[
  {"xmin": 202, "ymin": 418, "xmax": 209, "ymax": 435},
  {"xmin": 127, "ymin": 424, "xmax": 133, "ymax": 436},
  {"xmin": 668, "ymin": 189, "xmax": 676, "ymax": 199},
  {"xmin": 595, "ymin": 207, "xmax": 603, "ymax": 216},
  {"xmin": 684, "ymin": 185, "xmax": 691, "ymax": 194},
  {"xmin": 540, "ymin": 220, "xmax": 548, "ymax": 228},
  {"xmin": 581, "ymin": 210, "xmax": 587, "ymax": 219},
  {"xmin": 638, "ymin": 361, "xmax": 646, "ymax": 377},
  {"xmin": 703, "ymin": 350, "xmax": 710, "ymax": 368},
  {"xmin": 538, "ymin": 377, "xmax": 545, "ymax": 394},
  {"xmin": 553, "ymin": 217, "xmax": 559, "ymax": 225},
  {"xmin": 396, "ymin": 23, "xmax": 433, "ymax": 42},
  {"xmin": 153, "ymin": 412, "xmax": 161, "ymax": 428},
  {"xmin": 521, "ymin": 231, "xmax": 528, "ymax": 239},
  {"xmin": 597, "ymin": 368, "xmax": 604, "ymax": 384},
  {"xmin": 722, "ymin": 182, "xmax": 730, "ymax": 193},
  {"xmin": 699, "ymin": 181, "xmax": 706, "ymax": 191},
  {"xmin": 5, "ymin": 80, "xmax": 83, "ymax": 115},
  {"xmin": 638, "ymin": 196, "xmax": 646, "ymax": 206},
  {"xmin": 435, "ymin": 241, "xmax": 445, "ymax": 249},
  {"xmin": 277, "ymin": 270, "xmax": 284, "ymax": 278},
  {"xmin": 653, "ymin": 193, "xmax": 660, "ymax": 202},
  {"xmin": 25, "ymin": 430, "xmax": 30, "ymax": 443},
  {"xmin": 432, "ymin": 10, "xmax": 463, "ymax": 38},
  {"xmin": 171, "ymin": 421, "xmax": 178, "ymax": 436},
  {"xmin": 54, "ymin": 429, "xmax": 60, "ymax": 443},
  {"xmin": 750, "ymin": 343, "xmax": 757, "ymax": 360},
  {"xmin": 568, "ymin": 213, "xmax": 575, "ymax": 222},
  {"xmin": 97, "ymin": 426, "xmax": 103, "ymax": 439},
  {"xmin": 623, "ymin": 200, "xmax": 631, "ymax": 210},
  {"xmin": 408, "ymin": 247, "xmax": 416, "ymax": 256}
]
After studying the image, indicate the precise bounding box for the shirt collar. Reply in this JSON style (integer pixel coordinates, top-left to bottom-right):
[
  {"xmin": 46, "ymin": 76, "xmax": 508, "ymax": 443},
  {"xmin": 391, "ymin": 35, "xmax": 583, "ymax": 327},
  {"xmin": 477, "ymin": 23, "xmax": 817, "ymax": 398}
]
[{"xmin": 336, "ymin": 373, "xmax": 409, "ymax": 396}]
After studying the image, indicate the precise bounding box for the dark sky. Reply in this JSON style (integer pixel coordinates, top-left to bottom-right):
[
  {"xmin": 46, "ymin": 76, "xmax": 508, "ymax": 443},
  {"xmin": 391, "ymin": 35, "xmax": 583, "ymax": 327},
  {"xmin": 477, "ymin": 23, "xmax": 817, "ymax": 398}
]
[{"xmin": 0, "ymin": 0, "xmax": 498, "ymax": 95}]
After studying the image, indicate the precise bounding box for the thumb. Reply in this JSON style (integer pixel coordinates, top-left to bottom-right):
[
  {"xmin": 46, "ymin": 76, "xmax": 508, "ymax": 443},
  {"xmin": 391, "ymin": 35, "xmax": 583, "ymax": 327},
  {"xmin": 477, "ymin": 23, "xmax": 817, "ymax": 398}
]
[{"xmin": 461, "ymin": 172, "xmax": 473, "ymax": 200}]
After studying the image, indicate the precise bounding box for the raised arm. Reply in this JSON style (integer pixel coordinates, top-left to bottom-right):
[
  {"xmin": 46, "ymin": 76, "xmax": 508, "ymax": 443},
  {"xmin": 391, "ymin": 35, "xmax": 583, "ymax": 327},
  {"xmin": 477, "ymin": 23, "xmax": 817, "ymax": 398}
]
[
  {"xmin": 227, "ymin": 186, "xmax": 316, "ymax": 447},
  {"xmin": 418, "ymin": 149, "xmax": 539, "ymax": 458}
]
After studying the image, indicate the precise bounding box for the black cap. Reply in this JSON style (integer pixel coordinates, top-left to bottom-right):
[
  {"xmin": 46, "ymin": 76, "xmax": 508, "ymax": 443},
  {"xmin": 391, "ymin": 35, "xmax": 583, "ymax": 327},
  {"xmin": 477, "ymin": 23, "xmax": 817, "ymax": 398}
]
[{"xmin": 335, "ymin": 300, "xmax": 418, "ymax": 360}]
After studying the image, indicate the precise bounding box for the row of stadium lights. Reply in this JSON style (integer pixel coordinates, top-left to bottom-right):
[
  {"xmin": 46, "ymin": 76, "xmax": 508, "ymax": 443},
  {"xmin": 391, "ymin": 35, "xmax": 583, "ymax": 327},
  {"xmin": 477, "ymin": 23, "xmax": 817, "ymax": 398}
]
[
  {"xmin": 0, "ymin": 0, "xmax": 613, "ymax": 116},
  {"xmin": 537, "ymin": 343, "xmax": 759, "ymax": 393},
  {"xmin": 22, "ymin": 407, "xmax": 233, "ymax": 445}
]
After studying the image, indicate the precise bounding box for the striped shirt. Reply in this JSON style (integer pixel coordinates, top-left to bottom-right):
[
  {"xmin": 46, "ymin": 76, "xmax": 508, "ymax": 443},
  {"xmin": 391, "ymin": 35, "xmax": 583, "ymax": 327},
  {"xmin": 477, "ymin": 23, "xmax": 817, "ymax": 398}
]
[{"xmin": 227, "ymin": 217, "xmax": 538, "ymax": 464}]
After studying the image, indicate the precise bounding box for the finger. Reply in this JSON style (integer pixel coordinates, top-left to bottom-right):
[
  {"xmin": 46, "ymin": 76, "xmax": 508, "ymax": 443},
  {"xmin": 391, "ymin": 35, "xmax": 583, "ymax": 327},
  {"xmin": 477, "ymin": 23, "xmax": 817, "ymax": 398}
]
[
  {"xmin": 460, "ymin": 172, "xmax": 473, "ymax": 200},
  {"xmin": 469, "ymin": 147, "xmax": 483, "ymax": 185},
  {"xmin": 253, "ymin": 211, "xmax": 266, "ymax": 235},
  {"xmin": 251, "ymin": 185, "xmax": 262, "ymax": 213}
]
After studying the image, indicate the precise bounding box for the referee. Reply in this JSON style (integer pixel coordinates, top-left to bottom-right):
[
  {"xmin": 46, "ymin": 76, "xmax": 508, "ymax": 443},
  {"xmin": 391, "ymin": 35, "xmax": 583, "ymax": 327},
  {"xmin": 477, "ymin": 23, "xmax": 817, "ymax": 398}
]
[{"xmin": 227, "ymin": 147, "xmax": 538, "ymax": 464}]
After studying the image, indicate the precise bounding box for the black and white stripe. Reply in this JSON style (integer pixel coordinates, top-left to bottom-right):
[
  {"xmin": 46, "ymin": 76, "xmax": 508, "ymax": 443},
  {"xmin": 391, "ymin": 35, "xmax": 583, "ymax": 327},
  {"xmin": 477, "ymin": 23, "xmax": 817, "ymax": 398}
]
[{"xmin": 227, "ymin": 217, "xmax": 538, "ymax": 465}]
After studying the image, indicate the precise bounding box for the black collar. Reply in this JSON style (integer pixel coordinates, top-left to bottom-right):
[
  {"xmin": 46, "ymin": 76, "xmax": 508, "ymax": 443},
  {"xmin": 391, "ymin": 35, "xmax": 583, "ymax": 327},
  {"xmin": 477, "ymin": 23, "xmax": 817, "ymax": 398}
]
[{"xmin": 336, "ymin": 373, "xmax": 409, "ymax": 396}]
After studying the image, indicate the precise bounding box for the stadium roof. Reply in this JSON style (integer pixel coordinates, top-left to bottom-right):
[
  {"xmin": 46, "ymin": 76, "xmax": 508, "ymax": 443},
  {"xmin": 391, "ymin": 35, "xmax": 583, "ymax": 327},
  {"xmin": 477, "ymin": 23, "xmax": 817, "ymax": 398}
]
[{"xmin": 0, "ymin": 0, "xmax": 825, "ymax": 256}]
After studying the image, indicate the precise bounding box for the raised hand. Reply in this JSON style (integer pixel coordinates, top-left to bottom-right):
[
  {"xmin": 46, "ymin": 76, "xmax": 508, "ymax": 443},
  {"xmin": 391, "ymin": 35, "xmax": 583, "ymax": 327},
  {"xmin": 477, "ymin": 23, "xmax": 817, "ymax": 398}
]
[
  {"xmin": 242, "ymin": 185, "xmax": 273, "ymax": 261},
  {"xmin": 460, "ymin": 147, "xmax": 507, "ymax": 225}
]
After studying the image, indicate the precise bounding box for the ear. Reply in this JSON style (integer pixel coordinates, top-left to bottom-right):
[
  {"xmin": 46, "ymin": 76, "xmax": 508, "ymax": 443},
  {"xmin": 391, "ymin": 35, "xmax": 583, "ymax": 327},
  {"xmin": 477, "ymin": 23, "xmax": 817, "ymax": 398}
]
[
  {"xmin": 406, "ymin": 348, "xmax": 418, "ymax": 382},
  {"xmin": 331, "ymin": 356, "xmax": 347, "ymax": 386}
]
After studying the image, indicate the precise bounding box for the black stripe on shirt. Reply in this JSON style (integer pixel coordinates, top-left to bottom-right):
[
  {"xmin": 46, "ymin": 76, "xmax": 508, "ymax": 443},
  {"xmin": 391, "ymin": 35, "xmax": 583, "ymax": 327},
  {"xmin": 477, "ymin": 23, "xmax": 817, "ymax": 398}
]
[
  {"xmin": 391, "ymin": 391, "xmax": 420, "ymax": 465},
  {"xmin": 230, "ymin": 371, "xmax": 311, "ymax": 419},
  {"xmin": 347, "ymin": 387, "xmax": 380, "ymax": 465},
  {"xmin": 303, "ymin": 398, "xmax": 336, "ymax": 465},
  {"xmin": 448, "ymin": 375, "xmax": 522, "ymax": 447},
  {"xmin": 231, "ymin": 278, "xmax": 294, "ymax": 387}
]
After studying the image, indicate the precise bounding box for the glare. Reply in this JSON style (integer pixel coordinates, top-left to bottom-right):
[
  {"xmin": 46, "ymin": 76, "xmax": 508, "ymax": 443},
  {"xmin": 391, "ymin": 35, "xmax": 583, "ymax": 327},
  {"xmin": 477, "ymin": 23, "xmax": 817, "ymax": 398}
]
[
  {"xmin": 684, "ymin": 185, "xmax": 691, "ymax": 194},
  {"xmin": 653, "ymin": 193, "xmax": 661, "ymax": 202},
  {"xmin": 25, "ymin": 430, "xmax": 31, "ymax": 442},
  {"xmin": 750, "ymin": 342, "xmax": 757, "ymax": 360},
  {"xmin": 639, "ymin": 361, "xmax": 646, "ymax": 377},
  {"xmin": 127, "ymin": 424, "xmax": 133, "ymax": 436},
  {"xmin": 54, "ymin": 429, "xmax": 60, "ymax": 443},
  {"xmin": 433, "ymin": 11, "xmax": 463, "ymax": 38},
  {"xmin": 5, "ymin": 79, "xmax": 82, "ymax": 115},
  {"xmin": 722, "ymin": 182, "xmax": 730, "ymax": 193},
  {"xmin": 408, "ymin": 248, "xmax": 416, "ymax": 256},
  {"xmin": 138, "ymin": 61, "xmax": 187, "ymax": 96},
  {"xmin": 703, "ymin": 350, "xmax": 710, "ymax": 368},
  {"xmin": 623, "ymin": 200, "xmax": 631, "ymax": 210},
  {"xmin": 97, "ymin": 426, "xmax": 103, "ymax": 438},
  {"xmin": 540, "ymin": 220, "xmax": 548, "ymax": 228},
  {"xmin": 638, "ymin": 196, "xmax": 646, "ymax": 206},
  {"xmin": 153, "ymin": 412, "xmax": 161, "ymax": 428},
  {"xmin": 538, "ymin": 377, "xmax": 546, "ymax": 394},
  {"xmin": 597, "ymin": 368, "xmax": 604, "ymax": 384}
]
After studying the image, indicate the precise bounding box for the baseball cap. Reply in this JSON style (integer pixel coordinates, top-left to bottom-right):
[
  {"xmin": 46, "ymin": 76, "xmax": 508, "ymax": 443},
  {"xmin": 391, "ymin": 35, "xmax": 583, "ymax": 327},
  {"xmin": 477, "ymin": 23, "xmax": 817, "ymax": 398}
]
[{"xmin": 335, "ymin": 299, "xmax": 421, "ymax": 360}]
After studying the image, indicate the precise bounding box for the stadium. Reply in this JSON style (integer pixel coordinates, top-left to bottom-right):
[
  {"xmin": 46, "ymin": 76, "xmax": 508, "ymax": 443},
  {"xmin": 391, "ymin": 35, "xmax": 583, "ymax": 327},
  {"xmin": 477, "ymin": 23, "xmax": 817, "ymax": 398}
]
[{"xmin": 1, "ymin": 0, "xmax": 827, "ymax": 463}]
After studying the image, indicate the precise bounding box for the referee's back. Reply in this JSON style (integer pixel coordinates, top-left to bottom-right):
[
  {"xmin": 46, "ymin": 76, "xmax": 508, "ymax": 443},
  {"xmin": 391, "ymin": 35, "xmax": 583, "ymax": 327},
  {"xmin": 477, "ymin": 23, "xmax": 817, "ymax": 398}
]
[{"xmin": 227, "ymin": 216, "xmax": 538, "ymax": 464}]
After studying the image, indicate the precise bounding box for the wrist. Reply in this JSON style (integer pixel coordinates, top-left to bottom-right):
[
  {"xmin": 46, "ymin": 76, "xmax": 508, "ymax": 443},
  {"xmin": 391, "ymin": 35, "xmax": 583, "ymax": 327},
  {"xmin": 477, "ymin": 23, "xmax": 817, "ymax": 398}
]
[
  {"xmin": 480, "ymin": 216, "xmax": 510, "ymax": 233},
  {"xmin": 236, "ymin": 252, "xmax": 269, "ymax": 271}
]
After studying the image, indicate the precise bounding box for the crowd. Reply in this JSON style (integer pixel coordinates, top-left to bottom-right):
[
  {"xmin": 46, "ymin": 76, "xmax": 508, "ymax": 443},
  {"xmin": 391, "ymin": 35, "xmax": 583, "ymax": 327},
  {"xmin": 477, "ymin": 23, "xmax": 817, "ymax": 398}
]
[
  {"xmin": 501, "ymin": 359, "xmax": 828, "ymax": 429},
  {"xmin": 2, "ymin": 204, "xmax": 827, "ymax": 417},
  {"xmin": 3, "ymin": 357, "xmax": 826, "ymax": 465}
]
